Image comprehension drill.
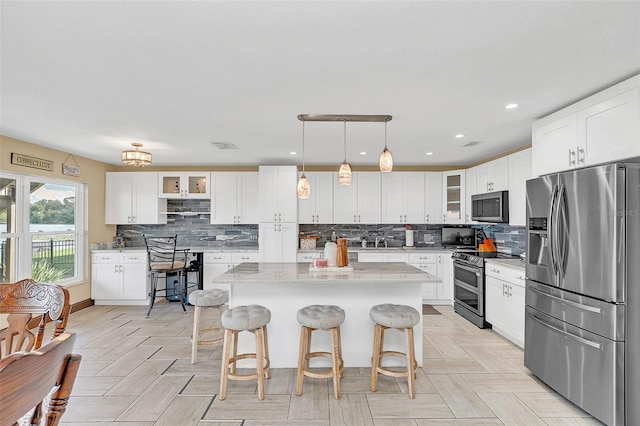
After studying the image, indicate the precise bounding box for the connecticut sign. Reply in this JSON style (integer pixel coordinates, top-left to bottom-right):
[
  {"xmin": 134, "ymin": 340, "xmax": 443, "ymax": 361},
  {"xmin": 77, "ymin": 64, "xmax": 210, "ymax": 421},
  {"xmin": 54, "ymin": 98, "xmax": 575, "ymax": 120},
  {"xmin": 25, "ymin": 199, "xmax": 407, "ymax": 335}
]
[{"xmin": 11, "ymin": 153, "xmax": 54, "ymax": 171}]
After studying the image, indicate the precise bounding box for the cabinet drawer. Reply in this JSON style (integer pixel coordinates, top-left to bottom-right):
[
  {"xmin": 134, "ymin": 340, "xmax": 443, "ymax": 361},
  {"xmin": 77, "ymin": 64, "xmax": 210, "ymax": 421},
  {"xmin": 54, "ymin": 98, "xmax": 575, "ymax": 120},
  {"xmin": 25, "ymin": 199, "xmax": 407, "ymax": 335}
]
[
  {"xmin": 297, "ymin": 252, "xmax": 322, "ymax": 262},
  {"xmin": 120, "ymin": 253, "xmax": 147, "ymax": 264},
  {"xmin": 485, "ymin": 263, "xmax": 525, "ymax": 286},
  {"xmin": 205, "ymin": 253, "xmax": 233, "ymax": 263},
  {"xmin": 232, "ymin": 252, "xmax": 259, "ymax": 263},
  {"xmin": 408, "ymin": 253, "xmax": 437, "ymax": 264},
  {"xmin": 384, "ymin": 253, "xmax": 409, "ymax": 263},
  {"xmin": 92, "ymin": 253, "xmax": 120, "ymax": 263}
]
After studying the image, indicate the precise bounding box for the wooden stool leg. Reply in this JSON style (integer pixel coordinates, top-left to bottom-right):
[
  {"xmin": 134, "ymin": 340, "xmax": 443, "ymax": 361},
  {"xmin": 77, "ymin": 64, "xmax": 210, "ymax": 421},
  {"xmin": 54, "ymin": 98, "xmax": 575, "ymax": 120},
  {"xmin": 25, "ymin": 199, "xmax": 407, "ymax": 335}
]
[
  {"xmin": 296, "ymin": 326, "xmax": 308, "ymax": 396},
  {"xmin": 231, "ymin": 329, "xmax": 238, "ymax": 375},
  {"xmin": 262, "ymin": 325, "xmax": 271, "ymax": 379},
  {"xmin": 255, "ymin": 327, "xmax": 265, "ymax": 400},
  {"xmin": 336, "ymin": 325, "xmax": 344, "ymax": 378},
  {"xmin": 331, "ymin": 327, "xmax": 341, "ymax": 399},
  {"xmin": 219, "ymin": 329, "xmax": 232, "ymax": 401},
  {"xmin": 191, "ymin": 306, "xmax": 201, "ymax": 364},
  {"xmin": 371, "ymin": 324, "xmax": 382, "ymax": 392},
  {"xmin": 405, "ymin": 327, "xmax": 416, "ymax": 399}
]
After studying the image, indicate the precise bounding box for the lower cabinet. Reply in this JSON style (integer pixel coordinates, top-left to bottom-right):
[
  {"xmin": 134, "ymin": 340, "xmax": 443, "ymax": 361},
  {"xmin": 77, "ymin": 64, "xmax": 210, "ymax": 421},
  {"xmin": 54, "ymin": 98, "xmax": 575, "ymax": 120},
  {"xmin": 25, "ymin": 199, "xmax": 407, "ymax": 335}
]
[
  {"xmin": 203, "ymin": 252, "xmax": 259, "ymax": 291},
  {"xmin": 297, "ymin": 252, "xmax": 322, "ymax": 263},
  {"xmin": 485, "ymin": 262, "xmax": 526, "ymax": 347},
  {"xmin": 91, "ymin": 251, "xmax": 147, "ymax": 304},
  {"xmin": 259, "ymin": 222, "xmax": 298, "ymax": 262},
  {"xmin": 409, "ymin": 252, "xmax": 453, "ymax": 305}
]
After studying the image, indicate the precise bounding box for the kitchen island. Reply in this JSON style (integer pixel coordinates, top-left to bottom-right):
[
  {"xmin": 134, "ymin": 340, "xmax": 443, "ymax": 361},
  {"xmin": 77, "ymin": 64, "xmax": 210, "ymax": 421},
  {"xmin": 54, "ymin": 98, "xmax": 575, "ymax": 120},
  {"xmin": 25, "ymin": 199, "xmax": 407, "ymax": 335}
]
[{"xmin": 213, "ymin": 262, "xmax": 440, "ymax": 368}]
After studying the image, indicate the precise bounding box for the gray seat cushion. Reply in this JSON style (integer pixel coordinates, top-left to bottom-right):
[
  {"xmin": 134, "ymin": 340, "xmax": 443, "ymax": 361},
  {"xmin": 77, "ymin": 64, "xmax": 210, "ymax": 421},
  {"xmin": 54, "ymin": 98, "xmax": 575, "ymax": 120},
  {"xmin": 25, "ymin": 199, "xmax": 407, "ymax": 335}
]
[
  {"xmin": 370, "ymin": 304, "xmax": 420, "ymax": 328},
  {"xmin": 297, "ymin": 305, "xmax": 345, "ymax": 329},
  {"xmin": 188, "ymin": 289, "xmax": 229, "ymax": 307},
  {"xmin": 222, "ymin": 305, "xmax": 271, "ymax": 331}
]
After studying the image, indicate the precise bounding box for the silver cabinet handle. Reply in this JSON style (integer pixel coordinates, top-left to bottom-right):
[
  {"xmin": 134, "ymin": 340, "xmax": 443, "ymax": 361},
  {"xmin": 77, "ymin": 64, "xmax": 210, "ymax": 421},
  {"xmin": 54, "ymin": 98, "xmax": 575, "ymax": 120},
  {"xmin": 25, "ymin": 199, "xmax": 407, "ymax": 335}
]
[
  {"xmin": 508, "ymin": 284, "xmax": 513, "ymax": 297},
  {"xmin": 569, "ymin": 149, "xmax": 576, "ymax": 166},
  {"xmin": 515, "ymin": 275, "xmax": 525, "ymax": 280},
  {"xmin": 400, "ymin": 214, "xmax": 403, "ymax": 222},
  {"xmin": 490, "ymin": 268, "xmax": 500, "ymax": 273},
  {"xmin": 503, "ymin": 283, "xmax": 508, "ymax": 296},
  {"xmin": 354, "ymin": 214, "xmax": 357, "ymax": 223},
  {"xmin": 132, "ymin": 216, "xmax": 136, "ymax": 223},
  {"xmin": 115, "ymin": 265, "xmax": 119, "ymax": 273},
  {"xmin": 279, "ymin": 213, "xmax": 282, "ymax": 222},
  {"xmin": 426, "ymin": 214, "xmax": 429, "ymax": 222},
  {"xmin": 358, "ymin": 215, "xmax": 361, "ymax": 222},
  {"xmin": 577, "ymin": 147, "xmax": 585, "ymax": 164}
]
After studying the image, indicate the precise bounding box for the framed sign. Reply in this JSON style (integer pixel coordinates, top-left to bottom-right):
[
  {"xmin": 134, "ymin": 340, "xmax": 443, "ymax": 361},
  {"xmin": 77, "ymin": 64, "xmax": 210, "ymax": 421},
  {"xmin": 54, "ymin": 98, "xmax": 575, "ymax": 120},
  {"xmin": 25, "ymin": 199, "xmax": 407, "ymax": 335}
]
[
  {"xmin": 11, "ymin": 153, "xmax": 53, "ymax": 171},
  {"xmin": 62, "ymin": 154, "xmax": 80, "ymax": 176}
]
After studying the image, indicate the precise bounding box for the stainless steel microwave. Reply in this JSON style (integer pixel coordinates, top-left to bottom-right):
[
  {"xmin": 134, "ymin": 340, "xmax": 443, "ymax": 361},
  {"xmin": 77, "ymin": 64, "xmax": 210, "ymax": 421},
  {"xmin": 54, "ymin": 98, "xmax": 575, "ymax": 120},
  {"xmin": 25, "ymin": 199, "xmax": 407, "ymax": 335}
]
[{"xmin": 471, "ymin": 190, "xmax": 509, "ymax": 223}]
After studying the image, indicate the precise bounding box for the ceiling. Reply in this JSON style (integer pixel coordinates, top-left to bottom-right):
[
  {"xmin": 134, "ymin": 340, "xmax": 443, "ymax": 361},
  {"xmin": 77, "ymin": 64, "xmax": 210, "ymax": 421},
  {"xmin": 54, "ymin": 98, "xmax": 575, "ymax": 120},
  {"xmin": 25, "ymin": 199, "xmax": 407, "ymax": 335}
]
[{"xmin": 1, "ymin": 1, "xmax": 639, "ymax": 168}]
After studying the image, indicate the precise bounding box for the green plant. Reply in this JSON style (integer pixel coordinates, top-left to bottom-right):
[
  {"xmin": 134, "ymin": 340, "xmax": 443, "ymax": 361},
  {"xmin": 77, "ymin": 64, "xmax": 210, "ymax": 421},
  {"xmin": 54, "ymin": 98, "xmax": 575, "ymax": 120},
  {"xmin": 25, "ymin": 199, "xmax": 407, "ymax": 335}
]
[{"xmin": 32, "ymin": 260, "xmax": 68, "ymax": 283}]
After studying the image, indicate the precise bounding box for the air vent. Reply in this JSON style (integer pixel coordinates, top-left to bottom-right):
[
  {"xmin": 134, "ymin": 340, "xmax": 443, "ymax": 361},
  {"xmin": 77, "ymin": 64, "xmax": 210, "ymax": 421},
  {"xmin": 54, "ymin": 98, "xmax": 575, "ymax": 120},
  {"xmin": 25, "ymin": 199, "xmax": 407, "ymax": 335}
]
[
  {"xmin": 462, "ymin": 141, "xmax": 481, "ymax": 147},
  {"xmin": 210, "ymin": 142, "xmax": 238, "ymax": 150}
]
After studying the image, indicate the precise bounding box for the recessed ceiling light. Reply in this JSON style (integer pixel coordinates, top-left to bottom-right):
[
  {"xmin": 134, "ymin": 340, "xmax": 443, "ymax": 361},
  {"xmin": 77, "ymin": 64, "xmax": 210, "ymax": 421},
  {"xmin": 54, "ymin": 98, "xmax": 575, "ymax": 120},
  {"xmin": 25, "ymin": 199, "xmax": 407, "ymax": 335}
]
[
  {"xmin": 455, "ymin": 134, "xmax": 465, "ymax": 139},
  {"xmin": 505, "ymin": 103, "xmax": 519, "ymax": 109},
  {"xmin": 426, "ymin": 152, "xmax": 434, "ymax": 156},
  {"xmin": 290, "ymin": 151, "xmax": 297, "ymax": 155},
  {"xmin": 360, "ymin": 151, "xmax": 367, "ymax": 155}
]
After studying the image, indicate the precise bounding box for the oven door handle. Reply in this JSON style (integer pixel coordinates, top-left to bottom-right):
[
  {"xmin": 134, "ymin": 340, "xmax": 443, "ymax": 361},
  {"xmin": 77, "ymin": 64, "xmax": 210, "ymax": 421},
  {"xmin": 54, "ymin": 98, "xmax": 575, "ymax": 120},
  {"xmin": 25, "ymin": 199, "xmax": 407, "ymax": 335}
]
[
  {"xmin": 453, "ymin": 261, "xmax": 482, "ymax": 276},
  {"xmin": 530, "ymin": 313, "xmax": 601, "ymax": 349}
]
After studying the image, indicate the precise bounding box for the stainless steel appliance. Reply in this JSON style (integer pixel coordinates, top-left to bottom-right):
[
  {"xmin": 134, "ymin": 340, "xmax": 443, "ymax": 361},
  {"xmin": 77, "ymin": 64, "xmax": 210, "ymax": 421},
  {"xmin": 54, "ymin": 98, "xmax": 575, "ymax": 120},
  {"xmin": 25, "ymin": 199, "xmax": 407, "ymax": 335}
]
[
  {"xmin": 442, "ymin": 227, "xmax": 476, "ymax": 248},
  {"xmin": 471, "ymin": 190, "xmax": 509, "ymax": 223},
  {"xmin": 525, "ymin": 161, "xmax": 639, "ymax": 426}
]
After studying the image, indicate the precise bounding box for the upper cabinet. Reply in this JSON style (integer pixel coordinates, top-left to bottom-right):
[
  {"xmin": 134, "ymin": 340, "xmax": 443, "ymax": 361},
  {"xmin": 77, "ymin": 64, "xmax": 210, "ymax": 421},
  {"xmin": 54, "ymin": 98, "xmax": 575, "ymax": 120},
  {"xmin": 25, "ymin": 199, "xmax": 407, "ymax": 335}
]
[
  {"xmin": 381, "ymin": 172, "xmax": 425, "ymax": 224},
  {"xmin": 158, "ymin": 172, "xmax": 210, "ymax": 199},
  {"xmin": 442, "ymin": 170, "xmax": 465, "ymax": 224},
  {"xmin": 259, "ymin": 166, "xmax": 298, "ymax": 223},
  {"xmin": 334, "ymin": 172, "xmax": 382, "ymax": 224},
  {"xmin": 464, "ymin": 166, "xmax": 477, "ymax": 225},
  {"xmin": 476, "ymin": 157, "xmax": 509, "ymax": 192},
  {"xmin": 105, "ymin": 172, "xmax": 166, "ymax": 225},
  {"xmin": 211, "ymin": 172, "xmax": 259, "ymax": 224},
  {"xmin": 424, "ymin": 172, "xmax": 443, "ymax": 224},
  {"xmin": 298, "ymin": 172, "xmax": 334, "ymax": 224},
  {"xmin": 508, "ymin": 148, "xmax": 533, "ymax": 226},
  {"xmin": 533, "ymin": 75, "xmax": 640, "ymax": 176}
]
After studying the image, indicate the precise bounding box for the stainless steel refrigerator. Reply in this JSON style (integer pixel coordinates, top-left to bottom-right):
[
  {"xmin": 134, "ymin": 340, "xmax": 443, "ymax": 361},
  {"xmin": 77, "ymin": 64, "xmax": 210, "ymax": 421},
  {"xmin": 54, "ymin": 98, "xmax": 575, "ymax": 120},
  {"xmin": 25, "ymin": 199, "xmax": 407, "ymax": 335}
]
[{"xmin": 525, "ymin": 160, "xmax": 639, "ymax": 426}]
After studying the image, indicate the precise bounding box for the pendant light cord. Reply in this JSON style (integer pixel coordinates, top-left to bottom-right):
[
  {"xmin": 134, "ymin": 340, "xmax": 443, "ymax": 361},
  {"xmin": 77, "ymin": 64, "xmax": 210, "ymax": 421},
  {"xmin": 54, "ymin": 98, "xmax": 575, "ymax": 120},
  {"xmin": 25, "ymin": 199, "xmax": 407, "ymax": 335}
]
[
  {"xmin": 384, "ymin": 121, "xmax": 388, "ymax": 149},
  {"xmin": 343, "ymin": 120, "xmax": 347, "ymax": 162},
  {"xmin": 302, "ymin": 121, "xmax": 306, "ymax": 173}
]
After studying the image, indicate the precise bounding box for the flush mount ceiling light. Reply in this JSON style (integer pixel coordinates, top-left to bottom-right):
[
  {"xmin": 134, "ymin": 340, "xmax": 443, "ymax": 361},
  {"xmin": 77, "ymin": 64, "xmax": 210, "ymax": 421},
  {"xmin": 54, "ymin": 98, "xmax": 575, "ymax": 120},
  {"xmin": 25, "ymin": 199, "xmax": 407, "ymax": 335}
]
[
  {"xmin": 297, "ymin": 121, "xmax": 310, "ymax": 199},
  {"xmin": 505, "ymin": 103, "xmax": 519, "ymax": 109},
  {"xmin": 121, "ymin": 142, "xmax": 152, "ymax": 167},
  {"xmin": 297, "ymin": 114, "xmax": 393, "ymax": 179}
]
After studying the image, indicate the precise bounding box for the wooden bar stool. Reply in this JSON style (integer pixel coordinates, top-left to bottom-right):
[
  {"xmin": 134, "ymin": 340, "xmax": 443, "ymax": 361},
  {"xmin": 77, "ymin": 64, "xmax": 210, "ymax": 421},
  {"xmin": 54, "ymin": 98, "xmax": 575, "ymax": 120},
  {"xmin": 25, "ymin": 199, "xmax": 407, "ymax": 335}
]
[
  {"xmin": 219, "ymin": 305, "xmax": 271, "ymax": 400},
  {"xmin": 296, "ymin": 305, "xmax": 345, "ymax": 400},
  {"xmin": 370, "ymin": 303, "xmax": 420, "ymax": 399},
  {"xmin": 188, "ymin": 288, "xmax": 229, "ymax": 364}
]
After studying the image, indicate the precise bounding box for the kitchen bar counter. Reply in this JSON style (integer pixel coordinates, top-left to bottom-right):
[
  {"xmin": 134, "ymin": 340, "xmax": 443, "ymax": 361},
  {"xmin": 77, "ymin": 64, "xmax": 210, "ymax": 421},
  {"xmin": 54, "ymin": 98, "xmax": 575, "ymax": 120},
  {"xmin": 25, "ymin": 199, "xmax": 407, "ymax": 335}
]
[{"xmin": 214, "ymin": 262, "xmax": 439, "ymax": 368}]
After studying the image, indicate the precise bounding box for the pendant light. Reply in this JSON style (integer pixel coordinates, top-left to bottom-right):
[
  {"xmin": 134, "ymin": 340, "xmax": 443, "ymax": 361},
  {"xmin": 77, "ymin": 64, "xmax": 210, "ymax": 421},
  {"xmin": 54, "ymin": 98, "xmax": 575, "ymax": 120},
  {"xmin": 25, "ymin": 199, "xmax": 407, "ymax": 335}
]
[
  {"xmin": 379, "ymin": 121, "xmax": 393, "ymax": 172},
  {"xmin": 338, "ymin": 120, "xmax": 352, "ymax": 186},
  {"xmin": 297, "ymin": 121, "xmax": 311, "ymax": 199},
  {"xmin": 121, "ymin": 142, "xmax": 152, "ymax": 167}
]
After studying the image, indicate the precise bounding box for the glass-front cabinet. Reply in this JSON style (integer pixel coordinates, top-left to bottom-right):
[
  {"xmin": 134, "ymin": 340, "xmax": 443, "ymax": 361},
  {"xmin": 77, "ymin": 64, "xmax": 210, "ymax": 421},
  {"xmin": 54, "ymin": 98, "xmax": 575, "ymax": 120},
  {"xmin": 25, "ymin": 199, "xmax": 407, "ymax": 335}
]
[
  {"xmin": 158, "ymin": 172, "xmax": 210, "ymax": 199},
  {"xmin": 442, "ymin": 170, "xmax": 466, "ymax": 224}
]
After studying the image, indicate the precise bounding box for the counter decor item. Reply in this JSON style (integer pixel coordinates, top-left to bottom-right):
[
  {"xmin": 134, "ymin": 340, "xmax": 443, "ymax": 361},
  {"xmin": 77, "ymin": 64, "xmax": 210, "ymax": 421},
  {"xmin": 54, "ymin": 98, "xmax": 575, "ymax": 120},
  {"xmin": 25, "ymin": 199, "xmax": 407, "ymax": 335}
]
[
  {"xmin": 324, "ymin": 242, "xmax": 338, "ymax": 267},
  {"xmin": 336, "ymin": 238, "xmax": 348, "ymax": 267},
  {"xmin": 405, "ymin": 227, "xmax": 414, "ymax": 247},
  {"xmin": 113, "ymin": 235, "xmax": 125, "ymax": 248},
  {"xmin": 300, "ymin": 237, "xmax": 316, "ymax": 250}
]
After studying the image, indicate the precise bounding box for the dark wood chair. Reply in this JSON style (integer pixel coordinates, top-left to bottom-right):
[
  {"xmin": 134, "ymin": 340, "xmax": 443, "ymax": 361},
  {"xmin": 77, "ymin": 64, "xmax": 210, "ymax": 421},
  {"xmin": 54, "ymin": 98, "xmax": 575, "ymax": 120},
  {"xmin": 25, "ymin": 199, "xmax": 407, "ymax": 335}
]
[
  {"xmin": 143, "ymin": 234, "xmax": 189, "ymax": 318},
  {"xmin": 0, "ymin": 279, "xmax": 71, "ymax": 357},
  {"xmin": 0, "ymin": 332, "xmax": 81, "ymax": 426}
]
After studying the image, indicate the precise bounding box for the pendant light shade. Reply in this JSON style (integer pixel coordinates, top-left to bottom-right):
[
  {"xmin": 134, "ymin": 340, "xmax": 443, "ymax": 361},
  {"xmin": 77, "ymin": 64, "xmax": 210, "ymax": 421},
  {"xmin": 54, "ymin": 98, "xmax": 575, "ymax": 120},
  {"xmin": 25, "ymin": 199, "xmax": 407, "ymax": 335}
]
[
  {"xmin": 379, "ymin": 122, "xmax": 393, "ymax": 172},
  {"xmin": 338, "ymin": 121, "xmax": 352, "ymax": 186},
  {"xmin": 297, "ymin": 121, "xmax": 311, "ymax": 198},
  {"xmin": 122, "ymin": 142, "xmax": 152, "ymax": 167}
]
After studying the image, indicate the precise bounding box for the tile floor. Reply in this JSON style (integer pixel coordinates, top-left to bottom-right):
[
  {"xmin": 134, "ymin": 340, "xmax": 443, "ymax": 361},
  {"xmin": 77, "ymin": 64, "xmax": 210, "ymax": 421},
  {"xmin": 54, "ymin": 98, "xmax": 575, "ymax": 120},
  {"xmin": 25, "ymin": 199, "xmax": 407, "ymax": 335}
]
[{"xmin": 57, "ymin": 302, "xmax": 601, "ymax": 425}]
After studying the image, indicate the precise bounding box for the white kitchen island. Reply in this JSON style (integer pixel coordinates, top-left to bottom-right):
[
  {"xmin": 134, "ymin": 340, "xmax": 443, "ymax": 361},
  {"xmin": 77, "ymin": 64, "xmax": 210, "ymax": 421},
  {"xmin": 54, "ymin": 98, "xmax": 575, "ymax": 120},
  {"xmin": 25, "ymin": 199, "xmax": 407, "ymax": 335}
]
[{"xmin": 213, "ymin": 262, "xmax": 440, "ymax": 368}]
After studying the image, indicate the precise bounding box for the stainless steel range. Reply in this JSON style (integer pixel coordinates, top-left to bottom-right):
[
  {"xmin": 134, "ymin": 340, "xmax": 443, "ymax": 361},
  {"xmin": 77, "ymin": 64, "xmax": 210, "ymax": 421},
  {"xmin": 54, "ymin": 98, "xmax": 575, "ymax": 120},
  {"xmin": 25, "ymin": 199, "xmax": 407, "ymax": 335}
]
[{"xmin": 452, "ymin": 250, "xmax": 517, "ymax": 328}]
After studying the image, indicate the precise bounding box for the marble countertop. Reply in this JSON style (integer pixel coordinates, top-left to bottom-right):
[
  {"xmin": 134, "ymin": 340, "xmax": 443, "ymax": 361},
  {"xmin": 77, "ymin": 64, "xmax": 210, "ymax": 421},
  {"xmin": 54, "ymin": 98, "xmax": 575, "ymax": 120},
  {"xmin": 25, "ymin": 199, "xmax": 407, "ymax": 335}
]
[
  {"xmin": 299, "ymin": 247, "xmax": 452, "ymax": 253},
  {"xmin": 214, "ymin": 262, "xmax": 441, "ymax": 284},
  {"xmin": 485, "ymin": 258, "xmax": 526, "ymax": 270},
  {"xmin": 91, "ymin": 246, "xmax": 258, "ymax": 253}
]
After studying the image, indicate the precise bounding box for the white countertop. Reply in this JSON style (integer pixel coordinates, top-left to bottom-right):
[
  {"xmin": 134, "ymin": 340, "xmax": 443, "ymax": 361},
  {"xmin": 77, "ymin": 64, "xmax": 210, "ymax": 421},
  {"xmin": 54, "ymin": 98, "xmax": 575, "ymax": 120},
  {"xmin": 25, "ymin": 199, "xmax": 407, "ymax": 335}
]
[
  {"xmin": 485, "ymin": 258, "xmax": 526, "ymax": 270},
  {"xmin": 91, "ymin": 247, "xmax": 258, "ymax": 253},
  {"xmin": 298, "ymin": 247, "xmax": 452, "ymax": 254},
  {"xmin": 214, "ymin": 262, "xmax": 441, "ymax": 284}
]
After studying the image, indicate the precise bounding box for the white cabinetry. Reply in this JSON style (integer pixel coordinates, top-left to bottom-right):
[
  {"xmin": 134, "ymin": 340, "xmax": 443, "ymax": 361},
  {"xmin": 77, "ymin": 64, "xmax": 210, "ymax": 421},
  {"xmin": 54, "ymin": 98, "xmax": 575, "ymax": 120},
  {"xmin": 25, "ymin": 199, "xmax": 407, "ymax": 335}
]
[
  {"xmin": 259, "ymin": 166, "xmax": 298, "ymax": 223},
  {"xmin": 424, "ymin": 172, "xmax": 443, "ymax": 224},
  {"xmin": 158, "ymin": 172, "xmax": 210, "ymax": 199},
  {"xmin": 91, "ymin": 251, "xmax": 147, "ymax": 304},
  {"xmin": 442, "ymin": 170, "xmax": 466, "ymax": 224},
  {"xmin": 297, "ymin": 252, "xmax": 322, "ymax": 263},
  {"xmin": 508, "ymin": 149, "xmax": 532, "ymax": 226},
  {"xmin": 210, "ymin": 172, "xmax": 259, "ymax": 224},
  {"xmin": 298, "ymin": 172, "xmax": 334, "ymax": 224},
  {"xmin": 476, "ymin": 157, "xmax": 509, "ymax": 192},
  {"xmin": 485, "ymin": 261, "xmax": 526, "ymax": 347},
  {"xmin": 105, "ymin": 172, "xmax": 166, "ymax": 225},
  {"xmin": 532, "ymin": 75, "xmax": 640, "ymax": 176},
  {"xmin": 203, "ymin": 252, "xmax": 260, "ymax": 291},
  {"xmin": 259, "ymin": 222, "xmax": 298, "ymax": 262},
  {"xmin": 381, "ymin": 172, "xmax": 425, "ymax": 224},
  {"xmin": 333, "ymin": 172, "xmax": 382, "ymax": 224},
  {"xmin": 464, "ymin": 167, "xmax": 477, "ymax": 224},
  {"xmin": 408, "ymin": 252, "xmax": 452, "ymax": 305}
]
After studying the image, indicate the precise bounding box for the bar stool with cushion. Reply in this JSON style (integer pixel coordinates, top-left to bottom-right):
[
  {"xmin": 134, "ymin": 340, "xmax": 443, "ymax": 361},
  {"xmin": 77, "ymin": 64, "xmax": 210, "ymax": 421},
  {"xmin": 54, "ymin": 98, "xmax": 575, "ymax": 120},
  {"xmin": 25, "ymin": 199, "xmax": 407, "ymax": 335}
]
[
  {"xmin": 296, "ymin": 304, "xmax": 345, "ymax": 400},
  {"xmin": 188, "ymin": 288, "xmax": 229, "ymax": 364},
  {"xmin": 370, "ymin": 303, "xmax": 420, "ymax": 399},
  {"xmin": 219, "ymin": 304, "xmax": 271, "ymax": 400}
]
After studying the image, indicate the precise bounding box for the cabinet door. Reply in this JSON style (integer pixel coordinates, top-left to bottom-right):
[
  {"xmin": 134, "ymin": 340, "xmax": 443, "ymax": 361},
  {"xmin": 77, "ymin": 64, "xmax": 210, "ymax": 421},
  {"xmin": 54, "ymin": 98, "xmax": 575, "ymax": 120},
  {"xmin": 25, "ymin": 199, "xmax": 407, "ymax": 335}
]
[
  {"xmin": 476, "ymin": 164, "xmax": 493, "ymax": 193},
  {"xmin": 464, "ymin": 167, "xmax": 477, "ymax": 224},
  {"xmin": 532, "ymin": 115, "xmax": 578, "ymax": 176},
  {"xmin": 298, "ymin": 172, "xmax": 316, "ymax": 224},
  {"xmin": 442, "ymin": 170, "xmax": 465, "ymax": 224},
  {"xmin": 120, "ymin": 262, "xmax": 148, "ymax": 300},
  {"xmin": 357, "ymin": 252, "xmax": 384, "ymax": 262},
  {"xmin": 259, "ymin": 222, "xmax": 297, "ymax": 262},
  {"xmin": 508, "ymin": 149, "xmax": 532, "ymax": 226},
  {"xmin": 437, "ymin": 253, "xmax": 453, "ymax": 303},
  {"xmin": 203, "ymin": 264, "xmax": 232, "ymax": 291},
  {"xmin": 333, "ymin": 175, "xmax": 359, "ymax": 223},
  {"xmin": 579, "ymin": 87, "xmax": 640, "ymax": 167},
  {"xmin": 357, "ymin": 172, "xmax": 382, "ymax": 224},
  {"xmin": 133, "ymin": 173, "xmax": 165, "ymax": 224},
  {"xmin": 277, "ymin": 167, "xmax": 299, "ymax": 223},
  {"xmin": 491, "ymin": 158, "xmax": 509, "ymax": 191},
  {"xmin": 424, "ymin": 172, "xmax": 442, "ymax": 224},
  {"xmin": 237, "ymin": 172, "xmax": 259, "ymax": 224},
  {"xmin": 184, "ymin": 173, "xmax": 210, "ymax": 198},
  {"xmin": 404, "ymin": 173, "xmax": 425, "ymax": 223},
  {"xmin": 312, "ymin": 172, "xmax": 334, "ymax": 224},
  {"xmin": 280, "ymin": 222, "xmax": 299, "ymax": 262},
  {"xmin": 211, "ymin": 173, "xmax": 238, "ymax": 224},
  {"xmin": 259, "ymin": 167, "xmax": 279, "ymax": 222},
  {"xmin": 105, "ymin": 173, "xmax": 134, "ymax": 224},
  {"xmin": 508, "ymin": 283, "xmax": 526, "ymax": 347},
  {"xmin": 485, "ymin": 276, "xmax": 507, "ymax": 330},
  {"xmin": 381, "ymin": 173, "xmax": 405, "ymax": 223},
  {"xmin": 91, "ymin": 263, "xmax": 119, "ymax": 299}
]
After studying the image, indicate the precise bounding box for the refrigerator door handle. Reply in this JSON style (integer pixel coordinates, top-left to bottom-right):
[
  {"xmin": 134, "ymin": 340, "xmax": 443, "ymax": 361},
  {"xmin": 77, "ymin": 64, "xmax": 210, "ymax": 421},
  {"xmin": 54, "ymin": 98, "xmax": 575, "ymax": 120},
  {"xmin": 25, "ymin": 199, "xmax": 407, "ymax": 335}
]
[
  {"xmin": 530, "ymin": 313, "xmax": 601, "ymax": 349},
  {"xmin": 556, "ymin": 183, "xmax": 568, "ymax": 277},
  {"xmin": 529, "ymin": 286, "xmax": 603, "ymax": 314},
  {"xmin": 548, "ymin": 184, "xmax": 559, "ymax": 275}
]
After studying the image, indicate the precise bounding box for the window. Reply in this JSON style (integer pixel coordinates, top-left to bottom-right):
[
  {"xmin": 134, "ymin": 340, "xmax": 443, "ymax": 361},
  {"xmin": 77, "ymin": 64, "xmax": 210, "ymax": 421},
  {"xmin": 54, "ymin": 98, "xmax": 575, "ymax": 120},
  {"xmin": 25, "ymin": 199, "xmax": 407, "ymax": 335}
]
[{"xmin": 0, "ymin": 172, "xmax": 86, "ymax": 285}]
